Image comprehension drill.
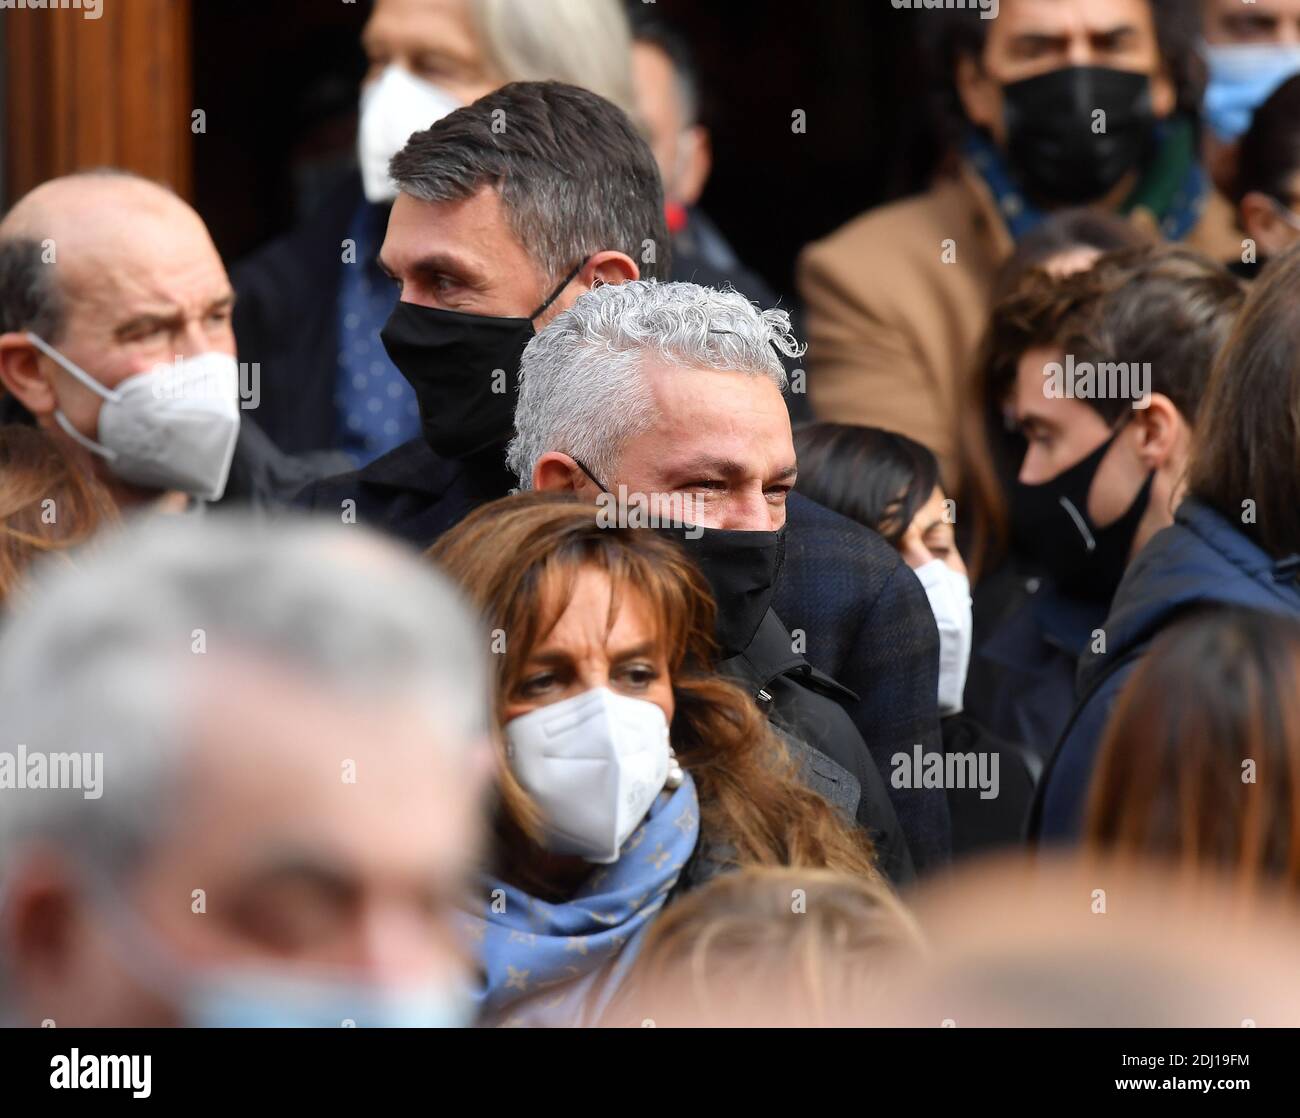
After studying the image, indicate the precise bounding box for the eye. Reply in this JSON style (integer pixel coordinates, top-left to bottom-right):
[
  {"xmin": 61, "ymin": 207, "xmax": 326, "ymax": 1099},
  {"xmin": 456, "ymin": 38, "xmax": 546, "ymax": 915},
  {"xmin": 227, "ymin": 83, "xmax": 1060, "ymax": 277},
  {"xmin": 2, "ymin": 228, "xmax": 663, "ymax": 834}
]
[
  {"xmin": 616, "ymin": 662, "xmax": 660, "ymax": 690},
  {"xmin": 682, "ymin": 479, "xmax": 725, "ymax": 493},
  {"xmin": 516, "ymin": 671, "xmax": 560, "ymax": 700},
  {"xmin": 764, "ymin": 484, "xmax": 792, "ymax": 503}
]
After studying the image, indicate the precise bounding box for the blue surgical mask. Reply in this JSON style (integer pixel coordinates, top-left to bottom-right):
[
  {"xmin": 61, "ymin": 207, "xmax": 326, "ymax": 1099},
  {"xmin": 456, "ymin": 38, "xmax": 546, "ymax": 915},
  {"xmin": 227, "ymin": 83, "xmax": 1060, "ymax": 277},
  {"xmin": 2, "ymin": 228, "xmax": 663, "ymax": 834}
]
[
  {"xmin": 182, "ymin": 967, "xmax": 473, "ymax": 1029},
  {"xmin": 95, "ymin": 888, "xmax": 473, "ymax": 1028},
  {"xmin": 1202, "ymin": 42, "xmax": 1300, "ymax": 142}
]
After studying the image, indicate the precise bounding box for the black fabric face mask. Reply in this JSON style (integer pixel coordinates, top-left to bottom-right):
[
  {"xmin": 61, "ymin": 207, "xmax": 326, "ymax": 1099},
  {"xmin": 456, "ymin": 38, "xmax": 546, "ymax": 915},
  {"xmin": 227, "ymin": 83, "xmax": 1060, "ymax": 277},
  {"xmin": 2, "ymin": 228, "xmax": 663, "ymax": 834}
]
[
  {"xmin": 657, "ymin": 523, "xmax": 787, "ymax": 660},
  {"xmin": 1010, "ymin": 428, "xmax": 1153, "ymax": 604},
  {"xmin": 380, "ymin": 260, "xmax": 584, "ymax": 460},
  {"xmin": 1001, "ymin": 65, "xmax": 1156, "ymax": 206},
  {"xmin": 573, "ymin": 458, "xmax": 785, "ymax": 660}
]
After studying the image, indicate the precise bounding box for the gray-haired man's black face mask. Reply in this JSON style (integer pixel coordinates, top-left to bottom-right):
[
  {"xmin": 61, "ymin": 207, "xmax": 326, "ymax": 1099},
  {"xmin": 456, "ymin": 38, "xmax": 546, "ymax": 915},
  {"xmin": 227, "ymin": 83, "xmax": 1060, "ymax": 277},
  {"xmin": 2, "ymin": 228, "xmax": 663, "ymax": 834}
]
[{"xmin": 573, "ymin": 457, "xmax": 785, "ymax": 661}]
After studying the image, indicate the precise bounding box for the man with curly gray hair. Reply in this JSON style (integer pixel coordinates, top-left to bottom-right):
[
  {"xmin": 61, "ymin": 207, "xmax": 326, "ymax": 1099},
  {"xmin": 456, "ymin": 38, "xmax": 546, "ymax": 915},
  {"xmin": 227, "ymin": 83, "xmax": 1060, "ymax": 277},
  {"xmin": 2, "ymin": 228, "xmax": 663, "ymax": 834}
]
[{"xmin": 515, "ymin": 279, "xmax": 950, "ymax": 878}]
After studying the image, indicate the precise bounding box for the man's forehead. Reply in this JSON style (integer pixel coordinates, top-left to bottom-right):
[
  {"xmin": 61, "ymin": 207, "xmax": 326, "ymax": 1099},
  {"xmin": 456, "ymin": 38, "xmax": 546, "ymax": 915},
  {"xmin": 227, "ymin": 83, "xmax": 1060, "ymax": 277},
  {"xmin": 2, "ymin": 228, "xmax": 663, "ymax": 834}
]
[
  {"xmin": 52, "ymin": 218, "xmax": 226, "ymax": 308},
  {"xmin": 365, "ymin": 0, "xmax": 469, "ymax": 49},
  {"xmin": 993, "ymin": 0, "xmax": 1154, "ymax": 39},
  {"xmin": 639, "ymin": 363, "xmax": 794, "ymax": 460},
  {"xmin": 383, "ymin": 188, "xmax": 520, "ymax": 269}
]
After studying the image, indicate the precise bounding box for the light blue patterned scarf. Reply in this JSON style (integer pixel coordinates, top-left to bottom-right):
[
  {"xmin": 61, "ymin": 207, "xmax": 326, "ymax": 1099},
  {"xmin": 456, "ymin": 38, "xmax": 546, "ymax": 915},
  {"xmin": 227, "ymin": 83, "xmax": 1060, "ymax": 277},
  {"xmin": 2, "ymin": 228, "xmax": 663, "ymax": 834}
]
[{"xmin": 463, "ymin": 775, "xmax": 701, "ymax": 1026}]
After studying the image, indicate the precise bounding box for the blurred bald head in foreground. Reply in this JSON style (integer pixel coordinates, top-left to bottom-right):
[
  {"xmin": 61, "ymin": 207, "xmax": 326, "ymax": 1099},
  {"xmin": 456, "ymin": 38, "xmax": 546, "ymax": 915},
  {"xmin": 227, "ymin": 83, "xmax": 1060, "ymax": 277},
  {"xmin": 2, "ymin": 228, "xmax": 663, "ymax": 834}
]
[{"xmin": 0, "ymin": 513, "xmax": 493, "ymax": 1026}]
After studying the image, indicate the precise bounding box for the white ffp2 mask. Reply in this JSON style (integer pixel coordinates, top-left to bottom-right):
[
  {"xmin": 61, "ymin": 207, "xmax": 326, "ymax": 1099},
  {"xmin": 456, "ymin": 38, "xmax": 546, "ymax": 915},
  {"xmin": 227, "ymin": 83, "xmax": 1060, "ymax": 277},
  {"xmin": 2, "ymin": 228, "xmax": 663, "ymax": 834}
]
[
  {"xmin": 915, "ymin": 559, "xmax": 973, "ymax": 717},
  {"xmin": 28, "ymin": 333, "xmax": 242, "ymax": 502},
  {"xmin": 357, "ymin": 65, "xmax": 461, "ymax": 204},
  {"xmin": 504, "ymin": 687, "xmax": 672, "ymax": 864}
]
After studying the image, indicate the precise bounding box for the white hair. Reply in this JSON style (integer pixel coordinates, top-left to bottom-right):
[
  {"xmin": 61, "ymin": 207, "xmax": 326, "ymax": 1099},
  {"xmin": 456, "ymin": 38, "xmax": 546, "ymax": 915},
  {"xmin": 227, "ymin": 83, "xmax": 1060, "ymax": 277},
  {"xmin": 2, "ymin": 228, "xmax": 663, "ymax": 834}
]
[
  {"xmin": 471, "ymin": 0, "xmax": 637, "ymax": 117},
  {"xmin": 507, "ymin": 280, "xmax": 803, "ymax": 488},
  {"xmin": 0, "ymin": 513, "xmax": 489, "ymax": 883}
]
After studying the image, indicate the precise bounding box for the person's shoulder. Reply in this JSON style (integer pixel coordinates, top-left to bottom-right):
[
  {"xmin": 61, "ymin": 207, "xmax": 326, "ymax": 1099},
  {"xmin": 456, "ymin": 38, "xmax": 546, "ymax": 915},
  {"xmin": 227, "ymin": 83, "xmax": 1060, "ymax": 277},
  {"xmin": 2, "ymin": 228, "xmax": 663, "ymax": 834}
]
[
  {"xmin": 800, "ymin": 173, "xmax": 974, "ymax": 268},
  {"xmin": 785, "ymin": 491, "xmax": 906, "ymax": 573},
  {"xmin": 295, "ymin": 438, "xmax": 451, "ymax": 505}
]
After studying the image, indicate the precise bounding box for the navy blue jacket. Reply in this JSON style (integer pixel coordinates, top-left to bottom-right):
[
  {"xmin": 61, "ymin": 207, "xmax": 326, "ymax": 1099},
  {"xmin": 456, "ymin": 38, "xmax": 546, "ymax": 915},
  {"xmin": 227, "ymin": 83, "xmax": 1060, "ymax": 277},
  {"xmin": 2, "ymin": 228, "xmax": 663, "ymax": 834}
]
[
  {"xmin": 1036, "ymin": 499, "xmax": 1300, "ymax": 840},
  {"xmin": 775, "ymin": 492, "xmax": 948, "ymax": 871}
]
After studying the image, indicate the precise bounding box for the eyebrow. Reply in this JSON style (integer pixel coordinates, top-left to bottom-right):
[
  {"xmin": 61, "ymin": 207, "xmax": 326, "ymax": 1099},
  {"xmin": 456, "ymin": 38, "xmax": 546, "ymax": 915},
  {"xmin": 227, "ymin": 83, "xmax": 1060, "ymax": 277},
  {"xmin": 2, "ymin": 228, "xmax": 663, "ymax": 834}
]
[
  {"xmin": 1016, "ymin": 412, "xmax": 1058, "ymax": 434},
  {"xmin": 1009, "ymin": 25, "xmax": 1138, "ymax": 50},
  {"xmin": 239, "ymin": 855, "xmax": 356, "ymax": 897},
  {"xmin": 377, "ymin": 250, "xmax": 483, "ymax": 287},
  {"xmin": 666, "ymin": 456, "xmax": 798, "ymax": 482},
  {"xmin": 526, "ymin": 640, "xmax": 660, "ymax": 665},
  {"xmin": 113, "ymin": 291, "xmax": 236, "ymax": 342}
]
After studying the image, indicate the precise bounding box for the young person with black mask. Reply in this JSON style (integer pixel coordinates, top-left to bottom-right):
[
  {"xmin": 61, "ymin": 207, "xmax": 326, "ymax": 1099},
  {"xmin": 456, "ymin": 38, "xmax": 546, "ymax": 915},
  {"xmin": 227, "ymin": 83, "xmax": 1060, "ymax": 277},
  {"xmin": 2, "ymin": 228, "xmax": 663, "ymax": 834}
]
[
  {"xmin": 297, "ymin": 81, "xmax": 952, "ymax": 873},
  {"xmin": 1036, "ymin": 245, "xmax": 1300, "ymax": 841},
  {"xmin": 799, "ymin": 0, "xmax": 1238, "ymax": 492},
  {"xmin": 966, "ymin": 246, "xmax": 1244, "ymax": 769}
]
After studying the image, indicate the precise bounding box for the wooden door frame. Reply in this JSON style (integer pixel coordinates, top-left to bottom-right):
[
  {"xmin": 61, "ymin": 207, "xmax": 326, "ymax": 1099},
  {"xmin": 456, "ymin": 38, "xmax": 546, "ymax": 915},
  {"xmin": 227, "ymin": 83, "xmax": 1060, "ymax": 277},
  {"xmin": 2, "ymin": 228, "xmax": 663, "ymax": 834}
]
[{"xmin": 4, "ymin": 0, "xmax": 193, "ymax": 208}]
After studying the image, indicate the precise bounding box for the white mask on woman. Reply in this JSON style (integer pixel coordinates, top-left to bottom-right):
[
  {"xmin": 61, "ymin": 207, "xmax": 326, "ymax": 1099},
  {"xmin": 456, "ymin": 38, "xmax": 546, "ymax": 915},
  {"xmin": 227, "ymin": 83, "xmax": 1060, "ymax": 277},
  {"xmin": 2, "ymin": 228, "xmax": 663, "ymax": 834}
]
[
  {"xmin": 914, "ymin": 559, "xmax": 973, "ymax": 717},
  {"xmin": 504, "ymin": 687, "xmax": 671, "ymax": 864}
]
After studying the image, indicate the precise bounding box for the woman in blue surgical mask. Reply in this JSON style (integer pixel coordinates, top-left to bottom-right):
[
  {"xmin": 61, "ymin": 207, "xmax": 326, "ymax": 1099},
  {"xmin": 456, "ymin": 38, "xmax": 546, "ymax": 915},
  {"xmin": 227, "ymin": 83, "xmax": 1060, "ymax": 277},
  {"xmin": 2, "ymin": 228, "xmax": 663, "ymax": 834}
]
[
  {"xmin": 428, "ymin": 492, "xmax": 881, "ymax": 1026},
  {"xmin": 1230, "ymin": 74, "xmax": 1300, "ymax": 277},
  {"xmin": 793, "ymin": 424, "xmax": 1036, "ymax": 857}
]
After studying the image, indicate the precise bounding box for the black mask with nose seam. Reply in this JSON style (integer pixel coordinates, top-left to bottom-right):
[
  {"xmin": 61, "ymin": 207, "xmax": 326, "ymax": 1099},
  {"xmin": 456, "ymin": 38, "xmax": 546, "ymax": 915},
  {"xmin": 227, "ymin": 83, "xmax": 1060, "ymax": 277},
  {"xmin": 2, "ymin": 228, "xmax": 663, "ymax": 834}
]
[
  {"xmin": 572, "ymin": 457, "xmax": 786, "ymax": 660},
  {"xmin": 380, "ymin": 260, "xmax": 585, "ymax": 460}
]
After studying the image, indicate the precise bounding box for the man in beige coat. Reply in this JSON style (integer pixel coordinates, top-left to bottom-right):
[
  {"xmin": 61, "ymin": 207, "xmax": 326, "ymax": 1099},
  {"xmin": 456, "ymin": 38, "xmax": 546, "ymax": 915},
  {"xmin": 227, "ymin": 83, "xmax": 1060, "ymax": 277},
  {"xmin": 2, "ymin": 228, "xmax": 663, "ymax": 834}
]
[{"xmin": 800, "ymin": 0, "xmax": 1240, "ymax": 488}]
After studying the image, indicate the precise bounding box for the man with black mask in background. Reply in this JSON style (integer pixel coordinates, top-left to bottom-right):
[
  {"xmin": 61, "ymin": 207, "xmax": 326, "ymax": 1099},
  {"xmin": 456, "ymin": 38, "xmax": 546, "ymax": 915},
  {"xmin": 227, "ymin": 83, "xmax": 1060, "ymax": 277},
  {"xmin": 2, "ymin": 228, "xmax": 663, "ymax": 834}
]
[
  {"xmin": 294, "ymin": 81, "xmax": 655, "ymax": 539},
  {"xmin": 798, "ymin": 0, "xmax": 1239, "ymax": 492},
  {"xmin": 964, "ymin": 247, "xmax": 1244, "ymax": 769}
]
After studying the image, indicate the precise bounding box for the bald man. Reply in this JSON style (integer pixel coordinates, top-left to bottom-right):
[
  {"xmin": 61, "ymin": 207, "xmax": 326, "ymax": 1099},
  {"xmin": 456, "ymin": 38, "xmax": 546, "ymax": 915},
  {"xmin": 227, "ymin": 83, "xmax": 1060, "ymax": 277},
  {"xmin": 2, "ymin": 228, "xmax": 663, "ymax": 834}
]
[{"xmin": 0, "ymin": 170, "xmax": 349, "ymax": 511}]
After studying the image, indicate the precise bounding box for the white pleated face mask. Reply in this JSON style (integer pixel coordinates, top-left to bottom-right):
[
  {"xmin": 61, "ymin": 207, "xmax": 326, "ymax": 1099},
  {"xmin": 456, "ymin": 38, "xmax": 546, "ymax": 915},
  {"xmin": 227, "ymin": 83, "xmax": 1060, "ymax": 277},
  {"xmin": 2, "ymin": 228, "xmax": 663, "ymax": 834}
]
[
  {"xmin": 357, "ymin": 65, "xmax": 461, "ymax": 204},
  {"xmin": 28, "ymin": 333, "xmax": 242, "ymax": 502},
  {"xmin": 504, "ymin": 687, "xmax": 672, "ymax": 864},
  {"xmin": 914, "ymin": 559, "xmax": 973, "ymax": 717}
]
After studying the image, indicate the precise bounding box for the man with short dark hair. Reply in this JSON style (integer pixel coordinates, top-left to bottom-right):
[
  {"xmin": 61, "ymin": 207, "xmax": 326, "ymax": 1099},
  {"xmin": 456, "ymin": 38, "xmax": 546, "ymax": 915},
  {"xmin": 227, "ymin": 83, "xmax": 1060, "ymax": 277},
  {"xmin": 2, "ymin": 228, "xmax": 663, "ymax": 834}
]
[
  {"xmin": 966, "ymin": 246, "xmax": 1245, "ymax": 773},
  {"xmin": 294, "ymin": 80, "xmax": 665, "ymax": 540}
]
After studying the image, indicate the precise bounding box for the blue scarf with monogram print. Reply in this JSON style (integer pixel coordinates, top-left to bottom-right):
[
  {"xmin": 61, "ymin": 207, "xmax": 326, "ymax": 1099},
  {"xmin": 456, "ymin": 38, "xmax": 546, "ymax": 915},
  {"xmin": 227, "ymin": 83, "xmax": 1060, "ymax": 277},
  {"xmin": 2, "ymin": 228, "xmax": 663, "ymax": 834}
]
[{"xmin": 462, "ymin": 775, "xmax": 701, "ymax": 1026}]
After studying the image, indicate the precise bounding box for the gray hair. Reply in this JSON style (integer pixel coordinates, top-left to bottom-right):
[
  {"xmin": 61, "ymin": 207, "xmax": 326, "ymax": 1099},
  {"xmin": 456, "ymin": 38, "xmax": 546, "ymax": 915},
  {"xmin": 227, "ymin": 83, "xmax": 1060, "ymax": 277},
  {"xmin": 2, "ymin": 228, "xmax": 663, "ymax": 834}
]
[
  {"xmin": 390, "ymin": 81, "xmax": 668, "ymax": 286},
  {"xmin": 0, "ymin": 238, "xmax": 65, "ymax": 341},
  {"xmin": 0, "ymin": 513, "xmax": 489, "ymax": 883},
  {"xmin": 508, "ymin": 280, "xmax": 803, "ymax": 487}
]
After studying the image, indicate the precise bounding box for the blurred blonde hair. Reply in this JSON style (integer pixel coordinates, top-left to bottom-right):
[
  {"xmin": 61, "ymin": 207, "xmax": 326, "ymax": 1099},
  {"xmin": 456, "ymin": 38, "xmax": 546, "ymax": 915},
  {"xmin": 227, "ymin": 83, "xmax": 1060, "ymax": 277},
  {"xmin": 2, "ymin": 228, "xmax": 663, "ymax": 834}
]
[
  {"xmin": 471, "ymin": 0, "xmax": 637, "ymax": 118},
  {"xmin": 602, "ymin": 866, "xmax": 925, "ymax": 1027}
]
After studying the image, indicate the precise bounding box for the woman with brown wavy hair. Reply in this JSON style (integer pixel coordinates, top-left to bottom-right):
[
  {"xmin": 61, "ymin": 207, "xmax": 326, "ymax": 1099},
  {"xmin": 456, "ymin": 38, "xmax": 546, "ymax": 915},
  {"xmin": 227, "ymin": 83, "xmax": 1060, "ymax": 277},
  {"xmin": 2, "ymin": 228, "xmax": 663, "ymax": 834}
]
[
  {"xmin": 428, "ymin": 491, "xmax": 880, "ymax": 1025},
  {"xmin": 0, "ymin": 424, "xmax": 117, "ymax": 609},
  {"xmin": 1084, "ymin": 607, "xmax": 1300, "ymax": 894}
]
